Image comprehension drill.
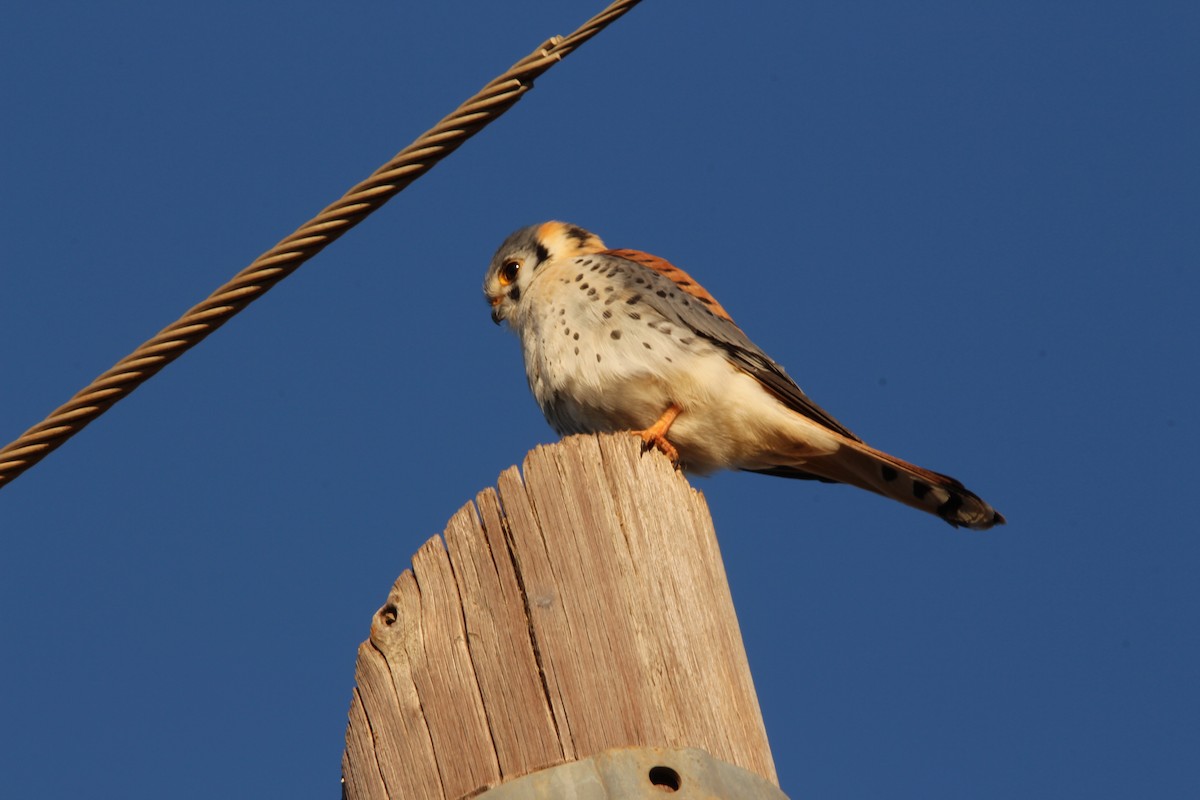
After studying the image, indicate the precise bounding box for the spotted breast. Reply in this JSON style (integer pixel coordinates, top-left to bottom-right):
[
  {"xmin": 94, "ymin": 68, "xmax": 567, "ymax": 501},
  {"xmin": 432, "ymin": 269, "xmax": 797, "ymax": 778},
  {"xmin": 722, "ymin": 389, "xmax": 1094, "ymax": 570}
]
[{"xmin": 483, "ymin": 221, "xmax": 1005, "ymax": 530}]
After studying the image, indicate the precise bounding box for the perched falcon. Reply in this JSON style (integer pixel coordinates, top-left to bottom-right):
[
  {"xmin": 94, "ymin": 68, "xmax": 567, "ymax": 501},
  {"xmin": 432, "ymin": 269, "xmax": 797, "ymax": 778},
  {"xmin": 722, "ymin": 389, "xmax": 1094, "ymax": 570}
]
[{"xmin": 483, "ymin": 221, "xmax": 1005, "ymax": 530}]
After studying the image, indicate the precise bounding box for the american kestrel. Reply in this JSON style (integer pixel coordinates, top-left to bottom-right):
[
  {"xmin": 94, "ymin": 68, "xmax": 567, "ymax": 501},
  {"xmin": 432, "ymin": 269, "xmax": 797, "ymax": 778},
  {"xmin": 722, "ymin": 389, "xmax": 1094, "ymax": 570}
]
[{"xmin": 484, "ymin": 221, "xmax": 1005, "ymax": 530}]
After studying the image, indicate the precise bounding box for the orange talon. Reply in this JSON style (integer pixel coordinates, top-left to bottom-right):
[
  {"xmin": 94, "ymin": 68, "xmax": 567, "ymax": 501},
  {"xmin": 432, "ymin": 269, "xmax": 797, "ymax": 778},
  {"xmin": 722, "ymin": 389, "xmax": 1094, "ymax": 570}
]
[{"xmin": 633, "ymin": 404, "xmax": 682, "ymax": 465}]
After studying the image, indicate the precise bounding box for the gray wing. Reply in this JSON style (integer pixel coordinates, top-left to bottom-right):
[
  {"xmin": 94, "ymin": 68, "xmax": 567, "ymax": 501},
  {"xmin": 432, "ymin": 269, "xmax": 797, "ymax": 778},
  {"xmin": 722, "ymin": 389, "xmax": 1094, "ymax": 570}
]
[{"xmin": 591, "ymin": 250, "xmax": 864, "ymax": 444}]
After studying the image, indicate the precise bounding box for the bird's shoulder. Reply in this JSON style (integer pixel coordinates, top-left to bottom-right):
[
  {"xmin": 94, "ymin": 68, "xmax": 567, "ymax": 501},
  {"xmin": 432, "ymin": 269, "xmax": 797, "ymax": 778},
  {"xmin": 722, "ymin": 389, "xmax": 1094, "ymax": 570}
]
[
  {"xmin": 581, "ymin": 248, "xmax": 863, "ymax": 442},
  {"xmin": 597, "ymin": 248, "xmax": 735, "ymax": 322}
]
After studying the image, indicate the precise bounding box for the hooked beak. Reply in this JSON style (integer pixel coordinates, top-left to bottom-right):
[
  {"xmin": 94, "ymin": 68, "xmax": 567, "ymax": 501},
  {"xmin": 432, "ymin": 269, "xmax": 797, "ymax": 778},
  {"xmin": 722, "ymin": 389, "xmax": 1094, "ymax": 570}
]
[{"xmin": 488, "ymin": 294, "xmax": 506, "ymax": 325}]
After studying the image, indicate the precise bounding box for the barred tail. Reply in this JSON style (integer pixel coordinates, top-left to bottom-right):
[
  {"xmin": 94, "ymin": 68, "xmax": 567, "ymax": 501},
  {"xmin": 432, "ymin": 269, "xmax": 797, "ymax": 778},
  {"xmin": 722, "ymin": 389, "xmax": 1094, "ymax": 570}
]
[{"xmin": 756, "ymin": 438, "xmax": 1005, "ymax": 530}]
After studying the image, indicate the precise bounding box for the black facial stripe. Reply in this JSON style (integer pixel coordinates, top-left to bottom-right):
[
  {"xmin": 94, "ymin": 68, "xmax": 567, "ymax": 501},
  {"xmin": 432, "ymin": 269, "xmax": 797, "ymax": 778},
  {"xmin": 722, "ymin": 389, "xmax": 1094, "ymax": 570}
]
[
  {"xmin": 509, "ymin": 286, "xmax": 521, "ymax": 301},
  {"xmin": 534, "ymin": 242, "xmax": 550, "ymax": 267}
]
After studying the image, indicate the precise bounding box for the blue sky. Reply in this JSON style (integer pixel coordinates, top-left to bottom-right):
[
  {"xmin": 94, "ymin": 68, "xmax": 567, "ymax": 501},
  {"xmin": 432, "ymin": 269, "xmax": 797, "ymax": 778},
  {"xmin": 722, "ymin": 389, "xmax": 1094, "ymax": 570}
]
[{"xmin": 2, "ymin": 2, "xmax": 1197, "ymax": 797}]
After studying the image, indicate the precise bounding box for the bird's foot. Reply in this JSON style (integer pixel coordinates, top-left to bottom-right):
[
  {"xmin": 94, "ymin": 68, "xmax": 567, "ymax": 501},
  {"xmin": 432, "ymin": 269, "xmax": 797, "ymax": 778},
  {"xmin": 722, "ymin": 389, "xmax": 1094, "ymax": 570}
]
[
  {"xmin": 632, "ymin": 404, "xmax": 682, "ymax": 467},
  {"xmin": 634, "ymin": 429, "xmax": 680, "ymax": 464}
]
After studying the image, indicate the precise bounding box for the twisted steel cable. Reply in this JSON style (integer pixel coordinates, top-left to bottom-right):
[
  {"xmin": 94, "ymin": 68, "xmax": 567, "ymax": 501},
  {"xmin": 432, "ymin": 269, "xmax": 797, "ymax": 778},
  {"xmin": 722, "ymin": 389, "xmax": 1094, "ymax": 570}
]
[{"xmin": 0, "ymin": 0, "xmax": 642, "ymax": 490}]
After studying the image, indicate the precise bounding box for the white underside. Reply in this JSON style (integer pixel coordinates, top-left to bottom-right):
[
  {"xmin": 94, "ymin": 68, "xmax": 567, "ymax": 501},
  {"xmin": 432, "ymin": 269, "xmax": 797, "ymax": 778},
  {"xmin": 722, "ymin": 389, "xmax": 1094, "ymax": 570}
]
[{"xmin": 511, "ymin": 260, "xmax": 840, "ymax": 473}]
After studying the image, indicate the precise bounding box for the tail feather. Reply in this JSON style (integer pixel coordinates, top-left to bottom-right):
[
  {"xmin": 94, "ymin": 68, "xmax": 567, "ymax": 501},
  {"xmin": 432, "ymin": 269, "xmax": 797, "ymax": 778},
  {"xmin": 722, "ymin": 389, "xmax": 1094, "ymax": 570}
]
[{"xmin": 752, "ymin": 438, "xmax": 1005, "ymax": 530}]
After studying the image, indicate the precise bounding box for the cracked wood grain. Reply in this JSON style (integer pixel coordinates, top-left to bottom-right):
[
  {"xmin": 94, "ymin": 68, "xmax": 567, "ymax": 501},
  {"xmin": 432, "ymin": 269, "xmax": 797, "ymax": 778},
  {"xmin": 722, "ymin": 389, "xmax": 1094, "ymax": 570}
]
[{"xmin": 342, "ymin": 434, "xmax": 776, "ymax": 800}]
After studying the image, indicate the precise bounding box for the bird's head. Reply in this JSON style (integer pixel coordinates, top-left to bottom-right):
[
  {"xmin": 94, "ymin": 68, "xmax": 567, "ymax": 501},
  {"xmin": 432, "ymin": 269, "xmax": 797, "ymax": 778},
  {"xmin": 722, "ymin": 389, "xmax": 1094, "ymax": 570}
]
[{"xmin": 484, "ymin": 221, "xmax": 605, "ymax": 325}]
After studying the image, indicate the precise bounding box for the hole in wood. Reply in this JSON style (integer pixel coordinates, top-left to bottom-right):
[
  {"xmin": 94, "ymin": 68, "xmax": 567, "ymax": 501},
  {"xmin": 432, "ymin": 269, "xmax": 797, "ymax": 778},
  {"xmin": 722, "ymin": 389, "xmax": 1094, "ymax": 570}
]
[
  {"xmin": 648, "ymin": 765, "xmax": 681, "ymax": 792},
  {"xmin": 379, "ymin": 604, "xmax": 397, "ymax": 625}
]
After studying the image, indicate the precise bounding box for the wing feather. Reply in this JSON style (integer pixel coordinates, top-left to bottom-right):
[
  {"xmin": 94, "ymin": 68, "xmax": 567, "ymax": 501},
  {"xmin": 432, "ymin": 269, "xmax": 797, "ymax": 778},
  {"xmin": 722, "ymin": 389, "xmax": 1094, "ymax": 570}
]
[{"xmin": 594, "ymin": 249, "xmax": 863, "ymax": 443}]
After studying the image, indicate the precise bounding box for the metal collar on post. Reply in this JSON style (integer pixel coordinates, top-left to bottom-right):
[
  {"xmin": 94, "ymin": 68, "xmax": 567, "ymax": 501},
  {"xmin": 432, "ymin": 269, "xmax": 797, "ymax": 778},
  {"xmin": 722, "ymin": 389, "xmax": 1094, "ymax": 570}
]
[{"xmin": 474, "ymin": 747, "xmax": 790, "ymax": 799}]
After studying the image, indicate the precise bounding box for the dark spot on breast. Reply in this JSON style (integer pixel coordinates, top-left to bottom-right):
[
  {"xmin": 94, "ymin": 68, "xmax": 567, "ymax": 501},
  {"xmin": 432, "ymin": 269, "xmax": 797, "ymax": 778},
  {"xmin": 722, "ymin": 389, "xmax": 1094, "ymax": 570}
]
[
  {"xmin": 627, "ymin": 294, "xmax": 641, "ymax": 305},
  {"xmin": 610, "ymin": 329, "xmax": 622, "ymax": 340},
  {"xmin": 881, "ymin": 466, "xmax": 898, "ymax": 482},
  {"xmin": 596, "ymin": 353, "xmax": 602, "ymax": 363},
  {"xmin": 604, "ymin": 285, "xmax": 614, "ymax": 293},
  {"xmin": 912, "ymin": 481, "xmax": 930, "ymax": 499},
  {"xmin": 574, "ymin": 346, "xmax": 579, "ymax": 355},
  {"xmin": 682, "ymin": 299, "xmax": 690, "ymax": 306},
  {"xmin": 603, "ymin": 310, "xmax": 612, "ymax": 319},
  {"xmin": 628, "ymin": 311, "xmax": 641, "ymax": 320},
  {"xmin": 634, "ymin": 277, "xmax": 645, "ymax": 285},
  {"xmin": 534, "ymin": 242, "xmax": 550, "ymax": 266},
  {"xmin": 587, "ymin": 288, "xmax": 597, "ymax": 297},
  {"xmin": 575, "ymin": 274, "xmax": 583, "ymax": 282},
  {"xmin": 680, "ymin": 337, "xmax": 694, "ymax": 345},
  {"xmin": 590, "ymin": 263, "xmax": 600, "ymax": 271},
  {"xmin": 573, "ymin": 332, "xmax": 579, "ymax": 340},
  {"xmin": 643, "ymin": 342, "xmax": 652, "ymax": 349},
  {"xmin": 656, "ymin": 290, "xmax": 667, "ymax": 298},
  {"xmin": 579, "ymin": 282, "xmax": 588, "ymax": 290}
]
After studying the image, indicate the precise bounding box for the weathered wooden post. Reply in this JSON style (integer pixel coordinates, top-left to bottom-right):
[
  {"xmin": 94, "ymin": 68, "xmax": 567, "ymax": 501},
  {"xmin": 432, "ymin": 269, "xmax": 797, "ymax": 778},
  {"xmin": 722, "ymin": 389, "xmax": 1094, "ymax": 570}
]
[{"xmin": 342, "ymin": 433, "xmax": 784, "ymax": 799}]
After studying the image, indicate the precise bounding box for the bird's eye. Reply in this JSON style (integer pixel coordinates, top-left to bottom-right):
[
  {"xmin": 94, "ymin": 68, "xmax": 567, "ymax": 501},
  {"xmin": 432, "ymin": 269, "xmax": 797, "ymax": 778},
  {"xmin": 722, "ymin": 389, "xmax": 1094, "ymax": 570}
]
[{"xmin": 498, "ymin": 259, "xmax": 521, "ymax": 286}]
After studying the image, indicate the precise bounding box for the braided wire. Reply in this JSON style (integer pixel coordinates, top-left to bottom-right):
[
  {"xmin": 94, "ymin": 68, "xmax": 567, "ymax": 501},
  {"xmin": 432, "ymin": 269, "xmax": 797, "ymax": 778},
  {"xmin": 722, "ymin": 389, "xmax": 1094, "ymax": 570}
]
[{"xmin": 0, "ymin": 0, "xmax": 642, "ymax": 490}]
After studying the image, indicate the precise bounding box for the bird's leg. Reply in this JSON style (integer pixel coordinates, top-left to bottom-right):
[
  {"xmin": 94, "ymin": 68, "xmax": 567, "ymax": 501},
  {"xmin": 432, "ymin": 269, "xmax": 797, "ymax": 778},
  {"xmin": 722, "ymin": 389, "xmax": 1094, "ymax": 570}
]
[{"xmin": 633, "ymin": 403, "xmax": 682, "ymax": 464}]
